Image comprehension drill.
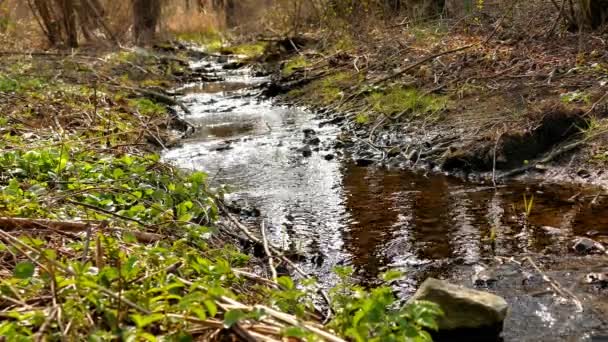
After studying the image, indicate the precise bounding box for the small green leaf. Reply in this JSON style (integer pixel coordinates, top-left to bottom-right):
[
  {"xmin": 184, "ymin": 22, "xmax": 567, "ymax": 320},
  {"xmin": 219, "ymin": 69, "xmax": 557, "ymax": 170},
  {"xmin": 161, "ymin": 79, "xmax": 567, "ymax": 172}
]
[
  {"xmin": 277, "ymin": 276, "xmax": 294, "ymax": 290},
  {"xmin": 138, "ymin": 332, "xmax": 158, "ymax": 342},
  {"xmin": 191, "ymin": 307, "xmax": 207, "ymax": 320},
  {"xmin": 203, "ymin": 300, "xmax": 218, "ymax": 317},
  {"xmin": 131, "ymin": 313, "xmax": 164, "ymax": 328},
  {"xmin": 14, "ymin": 261, "xmax": 35, "ymax": 279},
  {"xmin": 223, "ymin": 309, "xmax": 246, "ymax": 328},
  {"xmin": 283, "ymin": 326, "xmax": 308, "ymax": 338},
  {"xmin": 122, "ymin": 232, "xmax": 138, "ymax": 243},
  {"xmin": 178, "ymin": 213, "xmax": 193, "ymax": 222},
  {"xmin": 381, "ymin": 269, "xmax": 404, "ymax": 282},
  {"xmin": 112, "ymin": 168, "xmax": 124, "ymax": 178}
]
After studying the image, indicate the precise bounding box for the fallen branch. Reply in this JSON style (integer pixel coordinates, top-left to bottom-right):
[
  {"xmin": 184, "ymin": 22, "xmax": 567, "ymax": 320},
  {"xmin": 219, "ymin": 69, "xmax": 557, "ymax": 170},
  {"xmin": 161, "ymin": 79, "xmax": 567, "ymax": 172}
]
[
  {"xmin": 583, "ymin": 91, "xmax": 608, "ymax": 117},
  {"xmin": 498, "ymin": 138, "xmax": 589, "ymax": 179},
  {"xmin": 65, "ymin": 200, "xmax": 149, "ymax": 227},
  {"xmin": 0, "ymin": 217, "xmax": 91, "ymax": 232},
  {"xmin": 371, "ymin": 43, "xmax": 478, "ymax": 87},
  {"xmin": 0, "ymin": 217, "xmax": 164, "ymax": 243},
  {"xmin": 255, "ymin": 305, "xmax": 346, "ymax": 342},
  {"xmin": 261, "ymin": 221, "xmax": 278, "ymax": 282}
]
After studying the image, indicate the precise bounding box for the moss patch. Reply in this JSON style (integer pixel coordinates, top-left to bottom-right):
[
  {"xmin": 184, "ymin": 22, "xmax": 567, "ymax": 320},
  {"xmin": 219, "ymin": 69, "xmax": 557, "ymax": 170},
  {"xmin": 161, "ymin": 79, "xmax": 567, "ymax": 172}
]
[
  {"xmin": 316, "ymin": 71, "xmax": 362, "ymax": 104},
  {"xmin": 128, "ymin": 97, "xmax": 167, "ymax": 116},
  {"xmin": 367, "ymin": 87, "xmax": 447, "ymax": 117},
  {"xmin": 176, "ymin": 30, "xmax": 224, "ymax": 51},
  {"xmin": 282, "ymin": 56, "xmax": 312, "ymax": 76},
  {"xmin": 221, "ymin": 42, "xmax": 268, "ymax": 58},
  {"xmin": 0, "ymin": 75, "xmax": 45, "ymax": 93},
  {"xmin": 355, "ymin": 112, "xmax": 371, "ymax": 124}
]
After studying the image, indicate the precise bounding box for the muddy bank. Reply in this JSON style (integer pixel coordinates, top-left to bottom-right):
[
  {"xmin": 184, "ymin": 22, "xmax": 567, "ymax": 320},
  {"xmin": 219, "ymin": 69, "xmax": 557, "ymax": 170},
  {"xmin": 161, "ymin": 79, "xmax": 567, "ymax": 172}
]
[
  {"xmin": 273, "ymin": 80, "xmax": 604, "ymax": 188},
  {"xmin": 163, "ymin": 49, "xmax": 608, "ymax": 341},
  {"xmin": 255, "ymin": 30, "xmax": 608, "ymax": 191}
]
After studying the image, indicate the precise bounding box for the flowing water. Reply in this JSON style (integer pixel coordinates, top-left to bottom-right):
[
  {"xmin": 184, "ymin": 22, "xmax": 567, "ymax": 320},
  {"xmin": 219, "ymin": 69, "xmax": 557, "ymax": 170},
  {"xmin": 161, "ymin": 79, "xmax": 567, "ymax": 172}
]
[{"xmin": 164, "ymin": 56, "xmax": 608, "ymax": 341}]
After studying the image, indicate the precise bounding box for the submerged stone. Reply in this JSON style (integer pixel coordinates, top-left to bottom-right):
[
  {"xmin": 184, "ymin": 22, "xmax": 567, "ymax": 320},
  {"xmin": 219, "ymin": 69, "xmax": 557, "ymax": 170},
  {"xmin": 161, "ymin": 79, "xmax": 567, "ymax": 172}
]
[
  {"xmin": 355, "ymin": 158, "xmax": 375, "ymax": 167},
  {"xmin": 222, "ymin": 61, "xmax": 245, "ymax": 70},
  {"xmin": 472, "ymin": 266, "xmax": 498, "ymax": 288},
  {"xmin": 410, "ymin": 278, "xmax": 508, "ymax": 331},
  {"xmin": 304, "ymin": 136, "xmax": 321, "ymax": 145},
  {"xmin": 572, "ymin": 237, "xmax": 606, "ymax": 254},
  {"xmin": 584, "ymin": 272, "xmax": 608, "ymax": 286},
  {"xmin": 302, "ymin": 128, "xmax": 316, "ymax": 138},
  {"xmin": 299, "ymin": 145, "xmax": 312, "ymax": 157}
]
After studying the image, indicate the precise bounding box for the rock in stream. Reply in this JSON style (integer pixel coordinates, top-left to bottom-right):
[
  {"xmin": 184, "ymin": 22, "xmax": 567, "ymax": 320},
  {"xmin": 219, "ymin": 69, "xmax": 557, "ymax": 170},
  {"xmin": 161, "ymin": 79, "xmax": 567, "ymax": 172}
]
[{"xmin": 410, "ymin": 278, "xmax": 508, "ymax": 333}]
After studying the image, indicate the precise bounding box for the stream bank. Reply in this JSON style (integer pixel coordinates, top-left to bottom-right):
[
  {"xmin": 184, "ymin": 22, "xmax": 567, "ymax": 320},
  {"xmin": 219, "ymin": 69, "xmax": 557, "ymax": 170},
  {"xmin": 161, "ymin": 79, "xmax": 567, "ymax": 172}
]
[
  {"xmin": 0, "ymin": 47, "xmax": 355, "ymax": 341},
  {"xmin": 257, "ymin": 22, "xmax": 608, "ymax": 191},
  {"xmin": 164, "ymin": 47, "xmax": 608, "ymax": 341}
]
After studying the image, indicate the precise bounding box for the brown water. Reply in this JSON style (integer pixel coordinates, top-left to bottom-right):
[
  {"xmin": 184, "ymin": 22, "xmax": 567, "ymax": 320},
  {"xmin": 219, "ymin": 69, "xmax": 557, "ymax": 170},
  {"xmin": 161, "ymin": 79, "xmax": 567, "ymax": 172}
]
[{"xmin": 164, "ymin": 56, "xmax": 608, "ymax": 341}]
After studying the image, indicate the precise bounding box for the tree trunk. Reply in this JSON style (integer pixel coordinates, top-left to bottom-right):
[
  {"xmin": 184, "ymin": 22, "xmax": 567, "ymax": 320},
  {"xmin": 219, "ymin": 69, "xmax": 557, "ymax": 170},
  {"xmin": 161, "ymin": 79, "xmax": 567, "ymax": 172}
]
[
  {"xmin": 59, "ymin": 0, "xmax": 78, "ymax": 47},
  {"xmin": 30, "ymin": 0, "xmax": 111, "ymax": 47},
  {"xmin": 32, "ymin": 0, "xmax": 62, "ymax": 45},
  {"xmin": 225, "ymin": 0, "xmax": 237, "ymax": 28},
  {"xmin": 385, "ymin": 0, "xmax": 402, "ymax": 13},
  {"xmin": 404, "ymin": 0, "xmax": 445, "ymax": 20},
  {"xmin": 585, "ymin": 0, "xmax": 608, "ymax": 28},
  {"xmin": 132, "ymin": 0, "xmax": 161, "ymax": 44}
]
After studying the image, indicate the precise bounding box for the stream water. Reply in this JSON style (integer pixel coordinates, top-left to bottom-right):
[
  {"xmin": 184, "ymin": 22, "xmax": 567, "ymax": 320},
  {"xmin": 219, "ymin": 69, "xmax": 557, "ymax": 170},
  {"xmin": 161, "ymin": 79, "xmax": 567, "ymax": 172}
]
[{"xmin": 164, "ymin": 56, "xmax": 608, "ymax": 341}]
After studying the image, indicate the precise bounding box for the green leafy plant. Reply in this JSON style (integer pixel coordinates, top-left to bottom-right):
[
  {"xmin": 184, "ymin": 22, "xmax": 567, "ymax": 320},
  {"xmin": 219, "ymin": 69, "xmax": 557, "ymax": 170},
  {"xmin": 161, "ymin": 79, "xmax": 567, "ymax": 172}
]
[
  {"xmin": 0, "ymin": 75, "xmax": 44, "ymax": 93},
  {"xmin": 329, "ymin": 267, "xmax": 443, "ymax": 342}
]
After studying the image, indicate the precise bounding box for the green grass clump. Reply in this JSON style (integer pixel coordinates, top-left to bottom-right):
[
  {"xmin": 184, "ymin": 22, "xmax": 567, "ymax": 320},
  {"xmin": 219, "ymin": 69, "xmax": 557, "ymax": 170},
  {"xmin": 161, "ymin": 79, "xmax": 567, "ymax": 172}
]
[
  {"xmin": 221, "ymin": 42, "xmax": 268, "ymax": 58},
  {"xmin": 316, "ymin": 71, "xmax": 360, "ymax": 103},
  {"xmin": 176, "ymin": 30, "xmax": 223, "ymax": 51},
  {"xmin": 332, "ymin": 35, "xmax": 355, "ymax": 52},
  {"xmin": 355, "ymin": 112, "xmax": 371, "ymax": 124},
  {"xmin": 0, "ymin": 76, "xmax": 44, "ymax": 93},
  {"xmin": 128, "ymin": 97, "xmax": 167, "ymax": 116},
  {"xmin": 286, "ymin": 88, "xmax": 306, "ymax": 98},
  {"xmin": 282, "ymin": 56, "xmax": 312, "ymax": 76},
  {"xmin": 292, "ymin": 71, "xmax": 362, "ymax": 104},
  {"xmin": 106, "ymin": 51, "xmax": 138, "ymax": 65},
  {"xmin": 560, "ymin": 90, "xmax": 591, "ymax": 104},
  {"xmin": 367, "ymin": 87, "xmax": 447, "ymax": 117}
]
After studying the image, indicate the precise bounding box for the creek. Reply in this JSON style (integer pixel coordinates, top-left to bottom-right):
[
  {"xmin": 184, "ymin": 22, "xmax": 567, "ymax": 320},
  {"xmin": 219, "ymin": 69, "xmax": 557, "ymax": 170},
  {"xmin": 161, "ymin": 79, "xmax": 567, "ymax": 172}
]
[{"xmin": 163, "ymin": 55, "xmax": 608, "ymax": 341}]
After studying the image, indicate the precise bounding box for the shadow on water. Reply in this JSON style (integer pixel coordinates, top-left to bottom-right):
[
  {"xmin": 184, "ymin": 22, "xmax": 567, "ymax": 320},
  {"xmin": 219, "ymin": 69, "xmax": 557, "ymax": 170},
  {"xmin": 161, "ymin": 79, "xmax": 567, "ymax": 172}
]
[
  {"xmin": 340, "ymin": 163, "xmax": 608, "ymax": 280},
  {"xmin": 164, "ymin": 57, "xmax": 608, "ymax": 341}
]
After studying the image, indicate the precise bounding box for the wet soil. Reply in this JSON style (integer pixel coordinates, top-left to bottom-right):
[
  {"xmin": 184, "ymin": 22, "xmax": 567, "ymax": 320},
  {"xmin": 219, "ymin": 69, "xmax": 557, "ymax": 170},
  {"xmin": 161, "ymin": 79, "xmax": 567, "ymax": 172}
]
[{"xmin": 164, "ymin": 55, "xmax": 608, "ymax": 341}]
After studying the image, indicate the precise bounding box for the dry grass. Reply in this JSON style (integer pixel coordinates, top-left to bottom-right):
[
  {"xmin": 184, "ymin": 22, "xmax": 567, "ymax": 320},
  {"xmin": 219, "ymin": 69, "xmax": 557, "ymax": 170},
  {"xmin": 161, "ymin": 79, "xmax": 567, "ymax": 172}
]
[
  {"xmin": 161, "ymin": 3, "xmax": 221, "ymax": 39},
  {"xmin": 0, "ymin": 0, "xmax": 228, "ymax": 49}
]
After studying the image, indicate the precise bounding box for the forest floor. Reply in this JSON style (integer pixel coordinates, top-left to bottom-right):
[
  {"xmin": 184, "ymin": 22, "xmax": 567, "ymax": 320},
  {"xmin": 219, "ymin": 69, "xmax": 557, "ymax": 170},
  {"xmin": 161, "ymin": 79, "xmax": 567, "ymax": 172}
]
[{"xmin": 260, "ymin": 9, "xmax": 608, "ymax": 189}]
